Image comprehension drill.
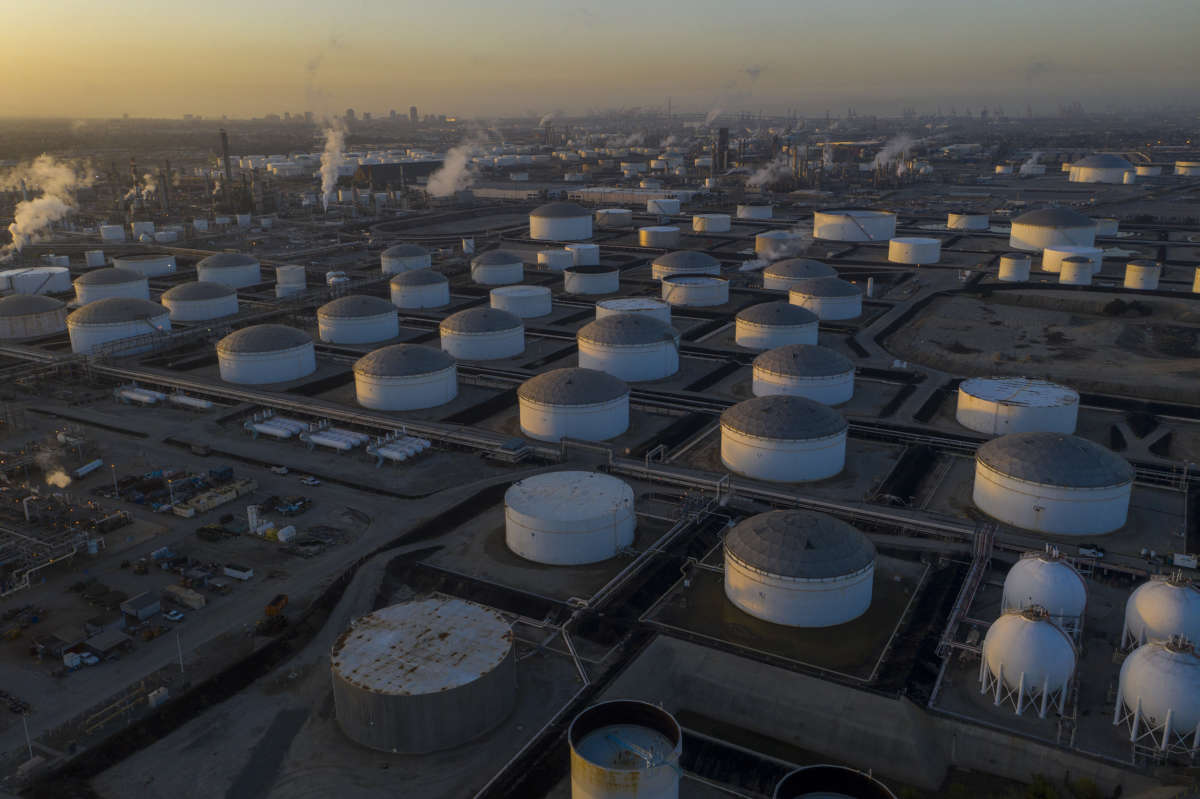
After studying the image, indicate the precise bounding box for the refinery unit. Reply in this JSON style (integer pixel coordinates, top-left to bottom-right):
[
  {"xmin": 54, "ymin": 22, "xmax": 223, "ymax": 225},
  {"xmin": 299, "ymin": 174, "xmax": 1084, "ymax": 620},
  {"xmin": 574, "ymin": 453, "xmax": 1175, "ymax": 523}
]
[{"xmin": 0, "ymin": 109, "xmax": 1198, "ymax": 799}]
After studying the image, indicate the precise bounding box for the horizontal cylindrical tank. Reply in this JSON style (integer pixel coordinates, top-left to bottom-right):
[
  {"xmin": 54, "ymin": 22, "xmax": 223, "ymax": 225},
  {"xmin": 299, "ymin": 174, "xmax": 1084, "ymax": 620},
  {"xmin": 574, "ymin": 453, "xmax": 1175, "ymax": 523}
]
[
  {"xmin": 390, "ymin": 269, "xmax": 449, "ymax": 309},
  {"xmin": 1042, "ymin": 245, "xmax": 1102, "ymax": 275},
  {"xmin": 957, "ymin": 377, "xmax": 1078, "ymax": 435},
  {"xmin": 505, "ymin": 471, "xmax": 635, "ymax": 565},
  {"xmin": 439, "ymin": 307, "xmax": 524, "ymax": 360},
  {"xmin": 735, "ymin": 302, "xmax": 819, "ymax": 351},
  {"xmin": 1009, "ymin": 207, "xmax": 1097, "ymax": 252},
  {"xmin": 491, "ymin": 285, "xmax": 552, "ymax": 317},
  {"xmin": 692, "ymin": 213, "xmax": 731, "ymax": 233},
  {"xmin": 595, "ymin": 208, "xmax": 633, "ymax": 229},
  {"xmin": 661, "ymin": 274, "xmax": 728, "ymax": 307},
  {"xmin": 112, "ymin": 254, "xmax": 176, "ymax": 277},
  {"xmin": 788, "ymin": 277, "xmax": 863, "ymax": 320},
  {"xmin": 0, "ymin": 295, "xmax": 68, "ymax": 340},
  {"xmin": 721, "ymin": 395, "xmax": 848, "ymax": 482},
  {"xmin": 564, "ymin": 265, "xmax": 620, "ymax": 295},
  {"xmin": 380, "ymin": 244, "xmax": 431, "ymax": 274},
  {"xmin": 595, "ymin": 298, "xmax": 671, "ymax": 325},
  {"xmin": 997, "ymin": 253, "xmax": 1032, "ymax": 282},
  {"xmin": 887, "ymin": 237, "xmax": 941, "ymax": 264},
  {"xmin": 317, "ymin": 296, "xmax": 399, "ymax": 344},
  {"xmin": 217, "ymin": 324, "xmax": 316, "ymax": 384},
  {"xmin": 774, "ymin": 765, "xmax": 898, "ymax": 799},
  {"xmin": 752, "ymin": 344, "xmax": 854, "ymax": 405},
  {"xmin": 647, "ymin": 198, "xmax": 680, "ymax": 215},
  {"xmin": 577, "ymin": 314, "xmax": 679, "ymax": 381},
  {"xmin": 196, "ymin": 253, "xmax": 261, "ymax": 288},
  {"xmin": 74, "ymin": 268, "xmax": 150, "ymax": 304},
  {"xmin": 948, "ymin": 212, "xmax": 989, "ymax": 231},
  {"xmin": 530, "ymin": 201, "xmax": 593, "ymax": 241},
  {"xmin": 1058, "ymin": 256, "xmax": 1093, "ymax": 285},
  {"xmin": 66, "ymin": 298, "xmax": 171, "ymax": 354},
  {"xmin": 813, "ymin": 209, "xmax": 896, "ymax": 241},
  {"xmin": 8, "ymin": 267, "xmax": 71, "ymax": 295},
  {"xmin": 638, "ymin": 226, "xmax": 680, "ymax": 248},
  {"xmin": 518, "ymin": 367, "xmax": 630, "ymax": 443},
  {"xmin": 471, "ymin": 251, "xmax": 524, "ymax": 285},
  {"xmin": 737, "ymin": 204, "xmax": 773, "ymax": 220},
  {"xmin": 569, "ymin": 700, "xmax": 681, "ymax": 799},
  {"xmin": 354, "ymin": 344, "xmax": 457, "ymax": 411},
  {"xmin": 161, "ymin": 281, "xmax": 239, "ymax": 322},
  {"xmin": 1124, "ymin": 259, "xmax": 1161, "ymax": 290},
  {"xmin": 566, "ymin": 243, "xmax": 600, "ymax": 266},
  {"xmin": 538, "ymin": 249, "xmax": 575, "ymax": 271}
]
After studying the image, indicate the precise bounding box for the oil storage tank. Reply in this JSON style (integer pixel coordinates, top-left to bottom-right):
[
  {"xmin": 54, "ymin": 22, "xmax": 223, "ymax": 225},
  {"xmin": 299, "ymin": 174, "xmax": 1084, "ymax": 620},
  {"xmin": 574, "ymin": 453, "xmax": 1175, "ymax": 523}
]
[
  {"xmin": 565, "ymin": 265, "xmax": 620, "ymax": 295},
  {"xmin": 196, "ymin": 252, "xmax": 261, "ymax": 288},
  {"xmin": 1121, "ymin": 575, "xmax": 1200, "ymax": 649},
  {"xmin": 724, "ymin": 510, "xmax": 875, "ymax": 627},
  {"xmin": 762, "ymin": 259, "xmax": 836, "ymax": 291},
  {"xmin": 1058, "ymin": 256, "xmax": 1093, "ymax": 286},
  {"xmin": 6, "ymin": 267, "xmax": 71, "ymax": 295},
  {"xmin": 566, "ymin": 243, "xmax": 601, "ymax": 266},
  {"xmin": 217, "ymin": 324, "xmax": 316, "ymax": 384},
  {"xmin": 1009, "ymin": 208, "xmax": 1097, "ymax": 252},
  {"xmin": 471, "ymin": 250, "xmax": 524, "ymax": 285},
  {"xmin": 661, "ymin": 275, "xmax": 728, "ymax": 307},
  {"xmin": 505, "ymin": 471, "xmax": 635, "ymax": 565},
  {"xmin": 1124, "ymin": 260, "xmax": 1161, "ymax": 290},
  {"xmin": 1042, "ymin": 246, "xmax": 1102, "ymax": 275},
  {"xmin": 595, "ymin": 298, "xmax": 671, "ymax": 325},
  {"xmin": 755, "ymin": 230, "xmax": 803, "ymax": 259},
  {"xmin": 390, "ymin": 269, "xmax": 449, "ymax": 309},
  {"xmin": 752, "ymin": 344, "xmax": 854, "ymax": 405},
  {"xmin": 330, "ymin": 597, "xmax": 516, "ymax": 753},
  {"xmin": 595, "ymin": 208, "xmax": 633, "ymax": 229},
  {"xmin": 74, "ymin": 268, "xmax": 149, "ymax": 304},
  {"xmin": 0, "ymin": 295, "xmax": 67, "ymax": 340},
  {"xmin": 788, "ymin": 276, "xmax": 862, "ymax": 320},
  {"xmin": 518, "ymin": 367, "xmax": 630, "ymax": 442},
  {"xmin": 577, "ymin": 314, "xmax": 679, "ymax": 381},
  {"xmin": 774, "ymin": 765, "xmax": 898, "ymax": 799},
  {"xmin": 887, "ymin": 237, "xmax": 941, "ymax": 264},
  {"xmin": 380, "ymin": 244, "xmax": 431, "ymax": 274},
  {"xmin": 997, "ymin": 253, "xmax": 1032, "ymax": 282},
  {"xmin": 569, "ymin": 700, "xmax": 681, "ymax": 799},
  {"xmin": 439, "ymin": 307, "xmax": 524, "ymax": 360},
  {"xmin": 956, "ymin": 377, "xmax": 1079, "ymax": 435},
  {"xmin": 354, "ymin": 344, "xmax": 457, "ymax": 411},
  {"xmin": 693, "ymin": 213, "xmax": 731, "ymax": 233},
  {"xmin": 735, "ymin": 302, "xmax": 819, "ymax": 350},
  {"xmin": 530, "ymin": 201, "xmax": 592, "ymax": 241},
  {"xmin": 161, "ymin": 281, "xmax": 238, "ymax": 322},
  {"xmin": 491, "ymin": 285, "xmax": 552, "ymax": 317},
  {"xmin": 979, "ymin": 607, "xmax": 1076, "ymax": 717},
  {"xmin": 1113, "ymin": 637, "xmax": 1200, "ymax": 758},
  {"xmin": 112, "ymin": 253, "xmax": 176, "ymax": 277},
  {"xmin": 539, "ymin": 249, "xmax": 576, "ymax": 271},
  {"xmin": 973, "ymin": 433, "xmax": 1133, "ymax": 535},
  {"xmin": 1001, "ymin": 551, "xmax": 1087, "ymax": 631},
  {"xmin": 813, "ymin": 209, "xmax": 896, "ymax": 241},
  {"xmin": 721, "ymin": 395, "xmax": 847, "ymax": 482},
  {"xmin": 1069, "ymin": 154, "xmax": 1134, "ymax": 184},
  {"xmin": 67, "ymin": 298, "xmax": 170, "ymax": 354},
  {"xmin": 738, "ymin": 204, "xmax": 773, "ymax": 220},
  {"xmin": 651, "ymin": 250, "xmax": 720, "ymax": 280},
  {"xmin": 317, "ymin": 295, "xmax": 399, "ymax": 344},
  {"xmin": 639, "ymin": 226, "xmax": 681, "ymax": 248},
  {"xmin": 947, "ymin": 212, "xmax": 989, "ymax": 231}
]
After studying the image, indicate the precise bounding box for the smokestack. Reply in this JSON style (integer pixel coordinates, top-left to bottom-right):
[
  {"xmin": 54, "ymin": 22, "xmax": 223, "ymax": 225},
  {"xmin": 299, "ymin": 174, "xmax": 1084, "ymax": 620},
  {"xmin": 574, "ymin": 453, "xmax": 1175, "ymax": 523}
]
[
  {"xmin": 161, "ymin": 160, "xmax": 171, "ymax": 212},
  {"xmin": 219, "ymin": 129, "xmax": 232, "ymax": 183},
  {"xmin": 717, "ymin": 127, "xmax": 729, "ymax": 171}
]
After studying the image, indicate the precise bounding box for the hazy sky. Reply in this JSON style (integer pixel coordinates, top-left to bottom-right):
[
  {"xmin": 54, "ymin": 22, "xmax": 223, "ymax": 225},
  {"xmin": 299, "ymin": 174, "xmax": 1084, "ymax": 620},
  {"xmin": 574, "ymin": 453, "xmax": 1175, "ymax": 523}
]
[{"xmin": 4, "ymin": 0, "xmax": 1198, "ymax": 119}]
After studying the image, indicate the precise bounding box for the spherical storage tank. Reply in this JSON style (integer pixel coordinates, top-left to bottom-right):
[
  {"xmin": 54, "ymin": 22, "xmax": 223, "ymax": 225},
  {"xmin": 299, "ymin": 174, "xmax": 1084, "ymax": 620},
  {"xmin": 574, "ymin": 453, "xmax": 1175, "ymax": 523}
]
[
  {"xmin": 354, "ymin": 344, "xmax": 457, "ymax": 411},
  {"xmin": 639, "ymin": 226, "xmax": 680, "ymax": 248},
  {"xmin": 196, "ymin": 252, "xmax": 261, "ymax": 288},
  {"xmin": 721, "ymin": 395, "xmax": 847, "ymax": 482},
  {"xmin": 979, "ymin": 607, "xmax": 1076, "ymax": 717},
  {"xmin": 651, "ymin": 250, "xmax": 720, "ymax": 280},
  {"xmin": 518, "ymin": 367, "xmax": 629, "ymax": 442},
  {"xmin": 530, "ymin": 201, "xmax": 593, "ymax": 241},
  {"xmin": 813, "ymin": 209, "xmax": 896, "ymax": 241},
  {"xmin": 1042, "ymin": 246, "xmax": 1102, "ymax": 275},
  {"xmin": 1001, "ymin": 551, "xmax": 1087, "ymax": 628},
  {"xmin": 788, "ymin": 277, "xmax": 862, "ymax": 320},
  {"xmin": 565, "ymin": 265, "xmax": 620, "ymax": 295},
  {"xmin": 762, "ymin": 258, "xmax": 836, "ymax": 291},
  {"xmin": 390, "ymin": 269, "xmax": 449, "ymax": 309},
  {"xmin": 973, "ymin": 433, "xmax": 1132, "ymax": 535},
  {"xmin": 888, "ymin": 237, "xmax": 941, "ymax": 264},
  {"xmin": 752, "ymin": 344, "xmax": 854, "ymax": 405},
  {"xmin": 380, "ymin": 244, "xmax": 431, "ymax": 274},
  {"xmin": 0, "ymin": 295, "xmax": 67, "ymax": 340},
  {"xmin": 111, "ymin": 253, "xmax": 176, "ymax": 277},
  {"xmin": 957, "ymin": 377, "xmax": 1079, "ymax": 435},
  {"xmin": 724, "ymin": 510, "xmax": 875, "ymax": 627},
  {"xmin": 1114, "ymin": 638, "xmax": 1200, "ymax": 757},
  {"xmin": 661, "ymin": 275, "xmax": 728, "ymax": 307},
  {"xmin": 948, "ymin": 212, "xmax": 989, "ymax": 231},
  {"xmin": 471, "ymin": 250, "xmax": 524, "ymax": 285},
  {"xmin": 67, "ymin": 298, "xmax": 170, "ymax": 354},
  {"xmin": 491, "ymin": 285, "xmax": 552, "ymax": 317},
  {"xmin": 774, "ymin": 765, "xmax": 898, "ymax": 799},
  {"xmin": 217, "ymin": 324, "xmax": 315, "ymax": 384},
  {"xmin": 1124, "ymin": 260, "xmax": 1161, "ymax": 290},
  {"xmin": 74, "ymin": 268, "xmax": 149, "ymax": 304},
  {"xmin": 1069, "ymin": 154, "xmax": 1134, "ymax": 184},
  {"xmin": 330, "ymin": 597, "xmax": 515, "ymax": 754},
  {"xmin": 735, "ymin": 302, "xmax": 819, "ymax": 350},
  {"xmin": 1009, "ymin": 208, "xmax": 1097, "ymax": 252},
  {"xmin": 577, "ymin": 314, "xmax": 678, "ymax": 381},
  {"xmin": 1121, "ymin": 575, "xmax": 1200, "ymax": 649},
  {"xmin": 318, "ymin": 295, "xmax": 399, "ymax": 344},
  {"xmin": 693, "ymin": 213, "xmax": 731, "ymax": 233},
  {"xmin": 439, "ymin": 307, "xmax": 524, "ymax": 360},
  {"xmin": 1058, "ymin": 256, "xmax": 1093, "ymax": 286},
  {"xmin": 505, "ymin": 471, "xmax": 635, "ymax": 565},
  {"xmin": 569, "ymin": 700, "xmax": 681, "ymax": 799},
  {"xmin": 595, "ymin": 298, "xmax": 671, "ymax": 325},
  {"xmin": 997, "ymin": 253, "xmax": 1032, "ymax": 282},
  {"xmin": 161, "ymin": 281, "xmax": 238, "ymax": 322}
]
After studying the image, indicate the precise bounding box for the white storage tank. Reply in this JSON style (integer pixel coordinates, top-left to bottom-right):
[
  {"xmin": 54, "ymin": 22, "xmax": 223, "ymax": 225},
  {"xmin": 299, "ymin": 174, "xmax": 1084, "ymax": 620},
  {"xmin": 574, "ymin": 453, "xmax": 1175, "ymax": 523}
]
[
  {"xmin": 318, "ymin": 295, "xmax": 399, "ymax": 344},
  {"xmin": 330, "ymin": 597, "xmax": 516, "ymax": 754},
  {"xmin": 647, "ymin": 198, "xmax": 681, "ymax": 215},
  {"xmin": 491, "ymin": 285, "xmax": 552, "ymax": 317},
  {"xmin": 638, "ymin": 226, "xmax": 680, "ymax": 248},
  {"xmin": 471, "ymin": 250, "xmax": 524, "ymax": 285},
  {"xmin": 1009, "ymin": 207, "xmax": 1097, "ymax": 252},
  {"xmin": 112, "ymin": 254, "xmax": 176, "ymax": 277},
  {"xmin": 1114, "ymin": 638, "xmax": 1200, "ymax": 758},
  {"xmin": 956, "ymin": 377, "xmax": 1078, "ymax": 435},
  {"xmin": 0, "ymin": 295, "xmax": 68, "ymax": 340},
  {"xmin": 1136, "ymin": 165, "xmax": 1162, "ymax": 177},
  {"xmin": 995, "ymin": 164, "xmax": 1014, "ymax": 175},
  {"xmin": 99, "ymin": 224, "xmax": 125, "ymax": 242},
  {"xmin": 530, "ymin": 201, "xmax": 593, "ymax": 241},
  {"xmin": 1001, "ymin": 551, "xmax": 1087, "ymax": 629},
  {"xmin": 979, "ymin": 607, "xmax": 1076, "ymax": 718},
  {"xmin": 577, "ymin": 313, "xmax": 679, "ymax": 381},
  {"xmin": 1042, "ymin": 245, "xmax": 1102, "ymax": 275},
  {"xmin": 1174, "ymin": 160, "xmax": 1200, "ymax": 176},
  {"xmin": 130, "ymin": 220, "xmax": 155, "ymax": 238},
  {"xmin": 651, "ymin": 250, "xmax": 720, "ymax": 280},
  {"xmin": 161, "ymin": 281, "xmax": 239, "ymax": 322},
  {"xmin": 755, "ymin": 230, "xmax": 803, "ymax": 259},
  {"xmin": 737, "ymin": 204, "xmax": 773, "ymax": 220},
  {"xmin": 1124, "ymin": 259, "xmax": 1161, "ymax": 290},
  {"xmin": 66, "ymin": 298, "xmax": 171, "ymax": 354},
  {"xmin": 1069, "ymin": 154, "xmax": 1134, "ymax": 184},
  {"xmin": 997, "ymin": 253, "xmax": 1032, "ymax": 282},
  {"xmin": 439, "ymin": 307, "xmax": 524, "ymax": 360},
  {"xmin": 8, "ymin": 267, "xmax": 71, "ymax": 295},
  {"xmin": 660, "ymin": 274, "xmax": 728, "ymax": 307},
  {"xmin": 973, "ymin": 432, "xmax": 1133, "ymax": 535},
  {"xmin": 1095, "ymin": 218, "xmax": 1120, "ymax": 236},
  {"xmin": 762, "ymin": 258, "xmax": 836, "ymax": 291},
  {"xmin": 948, "ymin": 212, "xmax": 989, "ymax": 231},
  {"xmin": 565, "ymin": 265, "xmax": 620, "ymax": 295},
  {"xmin": 813, "ymin": 209, "xmax": 896, "ymax": 241},
  {"xmin": 1121, "ymin": 575, "xmax": 1200, "ymax": 649},
  {"xmin": 1058, "ymin": 256, "xmax": 1093, "ymax": 286},
  {"xmin": 390, "ymin": 269, "xmax": 449, "ymax": 309},
  {"xmin": 74, "ymin": 268, "xmax": 150, "ymax": 304},
  {"xmin": 196, "ymin": 253, "xmax": 262, "ymax": 288},
  {"xmin": 735, "ymin": 302, "xmax": 819, "ymax": 350},
  {"xmin": 353, "ymin": 344, "xmax": 457, "ymax": 411},
  {"xmin": 538, "ymin": 249, "xmax": 575, "ymax": 271},
  {"xmin": 518, "ymin": 367, "xmax": 630, "ymax": 442},
  {"xmin": 566, "ymin": 243, "xmax": 601, "ymax": 266},
  {"xmin": 788, "ymin": 277, "xmax": 863, "ymax": 320},
  {"xmin": 721, "ymin": 395, "xmax": 847, "ymax": 482},
  {"xmin": 595, "ymin": 298, "xmax": 671, "ymax": 325},
  {"xmin": 505, "ymin": 471, "xmax": 635, "ymax": 565},
  {"xmin": 85, "ymin": 250, "xmax": 106, "ymax": 267},
  {"xmin": 217, "ymin": 324, "xmax": 316, "ymax": 384},
  {"xmin": 774, "ymin": 766, "xmax": 898, "ymax": 799},
  {"xmin": 595, "ymin": 208, "xmax": 633, "ymax": 229},
  {"xmin": 752, "ymin": 344, "xmax": 855, "ymax": 405},
  {"xmin": 692, "ymin": 213, "xmax": 732, "ymax": 233},
  {"xmin": 275, "ymin": 264, "xmax": 306, "ymax": 298},
  {"xmin": 724, "ymin": 510, "xmax": 875, "ymax": 628},
  {"xmin": 569, "ymin": 700, "xmax": 681, "ymax": 799},
  {"xmin": 887, "ymin": 237, "xmax": 941, "ymax": 264},
  {"xmin": 380, "ymin": 244, "xmax": 431, "ymax": 274}
]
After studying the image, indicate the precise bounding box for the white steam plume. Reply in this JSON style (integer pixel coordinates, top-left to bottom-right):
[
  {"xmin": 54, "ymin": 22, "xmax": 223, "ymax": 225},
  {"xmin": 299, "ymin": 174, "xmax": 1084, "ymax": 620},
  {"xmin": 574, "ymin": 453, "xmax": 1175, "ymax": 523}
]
[
  {"xmin": 427, "ymin": 142, "xmax": 480, "ymax": 198},
  {"xmin": 872, "ymin": 134, "xmax": 915, "ymax": 170},
  {"xmin": 319, "ymin": 120, "xmax": 347, "ymax": 211},
  {"xmin": 141, "ymin": 172, "xmax": 158, "ymax": 198},
  {"xmin": 746, "ymin": 154, "xmax": 791, "ymax": 190},
  {"xmin": 539, "ymin": 111, "xmax": 560, "ymax": 127},
  {"xmin": 1019, "ymin": 151, "xmax": 1043, "ymax": 175},
  {"xmin": 0, "ymin": 155, "xmax": 93, "ymax": 257},
  {"xmin": 822, "ymin": 139, "xmax": 834, "ymax": 171},
  {"xmin": 621, "ymin": 131, "xmax": 645, "ymax": 147},
  {"xmin": 758, "ymin": 226, "xmax": 813, "ymax": 262},
  {"xmin": 663, "ymin": 135, "xmax": 678, "ymax": 147},
  {"xmin": 705, "ymin": 107, "xmax": 723, "ymax": 126},
  {"xmin": 46, "ymin": 470, "xmax": 71, "ymax": 488}
]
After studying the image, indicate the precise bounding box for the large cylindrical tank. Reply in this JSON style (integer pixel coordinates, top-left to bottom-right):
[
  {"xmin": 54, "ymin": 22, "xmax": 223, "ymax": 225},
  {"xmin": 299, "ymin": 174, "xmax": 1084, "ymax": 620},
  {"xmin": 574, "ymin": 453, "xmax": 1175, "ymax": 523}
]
[
  {"xmin": 1136, "ymin": 165, "xmax": 1162, "ymax": 177},
  {"xmin": 577, "ymin": 314, "xmax": 679, "ymax": 381},
  {"xmin": 956, "ymin": 377, "xmax": 1078, "ymax": 435},
  {"xmin": 538, "ymin": 249, "xmax": 576, "ymax": 271},
  {"xmin": 997, "ymin": 253, "xmax": 1032, "ymax": 282},
  {"xmin": 1124, "ymin": 259, "xmax": 1161, "ymax": 290},
  {"xmin": 518, "ymin": 367, "xmax": 630, "ymax": 442},
  {"xmin": 651, "ymin": 251, "xmax": 720, "ymax": 280},
  {"xmin": 354, "ymin": 344, "xmax": 457, "ymax": 411},
  {"xmin": 567, "ymin": 243, "xmax": 601, "ymax": 266},
  {"xmin": 380, "ymin": 244, "xmax": 431, "ymax": 274},
  {"xmin": 1095, "ymin": 218, "xmax": 1120, "ymax": 236},
  {"xmin": 639, "ymin": 226, "xmax": 681, "ymax": 248},
  {"xmin": 161, "ymin": 281, "xmax": 239, "ymax": 322},
  {"xmin": 488, "ymin": 285, "xmax": 550, "ymax": 318},
  {"xmin": 660, "ymin": 275, "xmax": 728, "ymax": 307},
  {"xmin": 788, "ymin": 277, "xmax": 862, "ymax": 320},
  {"xmin": 275, "ymin": 264, "xmax": 307, "ymax": 298},
  {"xmin": 1175, "ymin": 161, "xmax": 1200, "ymax": 176},
  {"xmin": 1001, "ymin": 552, "xmax": 1087, "ymax": 628},
  {"xmin": 752, "ymin": 344, "xmax": 854, "ymax": 405},
  {"xmin": 85, "ymin": 250, "xmax": 106, "ymax": 267},
  {"xmin": 330, "ymin": 597, "xmax": 516, "ymax": 753},
  {"xmin": 973, "ymin": 433, "xmax": 1133, "ymax": 535},
  {"xmin": 595, "ymin": 298, "xmax": 671, "ymax": 325},
  {"xmin": 569, "ymin": 700, "xmax": 681, "ymax": 799},
  {"xmin": 737, "ymin": 204, "xmax": 773, "ymax": 220},
  {"xmin": 947, "ymin": 212, "xmax": 989, "ymax": 231},
  {"xmin": 8, "ymin": 267, "xmax": 72, "ymax": 295},
  {"xmin": 887, "ymin": 237, "xmax": 941, "ymax": 264},
  {"xmin": 595, "ymin": 208, "xmax": 633, "ymax": 229},
  {"xmin": 813, "ymin": 209, "xmax": 896, "ymax": 241},
  {"xmin": 74, "ymin": 268, "xmax": 149, "ymax": 304},
  {"xmin": 471, "ymin": 250, "xmax": 524, "ymax": 285},
  {"xmin": 1122, "ymin": 576, "xmax": 1200, "ymax": 648},
  {"xmin": 130, "ymin": 220, "xmax": 155, "ymax": 237},
  {"xmin": 1058, "ymin": 256, "xmax": 1093, "ymax": 285},
  {"xmin": 1115, "ymin": 638, "xmax": 1200, "ymax": 754},
  {"xmin": 774, "ymin": 765, "xmax": 897, "ymax": 799},
  {"xmin": 1009, "ymin": 208, "xmax": 1097, "ymax": 252},
  {"xmin": 755, "ymin": 230, "xmax": 803, "ymax": 259},
  {"xmin": 99, "ymin": 224, "xmax": 126, "ymax": 242},
  {"xmin": 724, "ymin": 510, "xmax": 875, "ymax": 627},
  {"xmin": 217, "ymin": 324, "xmax": 316, "ymax": 384},
  {"xmin": 565, "ymin": 265, "xmax": 620, "ymax": 295},
  {"xmin": 112, "ymin": 254, "xmax": 176, "ymax": 277},
  {"xmin": 1068, "ymin": 154, "xmax": 1134, "ymax": 184},
  {"xmin": 980, "ymin": 607, "xmax": 1076, "ymax": 717},
  {"xmin": 530, "ymin": 201, "xmax": 593, "ymax": 241},
  {"xmin": 735, "ymin": 302, "xmax": 819, "ymax": 351},
  {"xmin": 196, "ymin": 253, "xmax": 261, "ymax": 288},
  {"xmin": 439, "ymin": 307, "xmax": 524, "ymax": 360},
  {"xmin": 692, "ymin": 213, "xmax": 731, "ymax": 233},
  {"xmin": 721, "ymin": 395, "xmax": 847, "ymax": 482},
  {"xmin": 66, "ymin": 298, "xmax": 171, "ymax": 354},
  {"xmin": 318, "ymin": 295, "xmax": 399, "ymax": 344},
  {"xmin": 646, "ymin": 198, "xmax": 681, "ymax": 215},
  {"xmin": 762, "ymin": 259, "xmax": 836, "ymax": 291},
  {"xmin": 390, "ymin": 269, "xmax": 449, "ymax": 309},
  {"xmin": 505, "ymin": 471, "xmax": 635, "ymax": 565},
  {"xmin": 1042, "ymin": 245, "xmax": 1102, "ymax": 275},
  {"xmin": 0, "ymin": 295, "xmax": 67, "ymax": 340}
]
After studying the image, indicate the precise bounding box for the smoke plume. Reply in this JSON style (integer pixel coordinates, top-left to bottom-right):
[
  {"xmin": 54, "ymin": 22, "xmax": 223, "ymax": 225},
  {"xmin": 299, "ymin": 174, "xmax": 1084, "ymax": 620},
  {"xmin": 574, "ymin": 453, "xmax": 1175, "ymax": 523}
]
[
  {"xmin": 746, "ymin": 154, "xmax": 791, "ymax": 190},
  {"xmin": 46, "ymin": 470, "xmax": 71, "ymax": 488},
  {"xmin": 704, "ymin": 107, "xmax": 723, "ymax": 126},
  {"xmin": 539, "ymin": 111, "xmax": 561, "ymax": 127},
  {"xmin": 427, "ymin": 142, "xmax": 480, "ymax": 198},
  {"xmin": 0, "ymin": 155, "xmax": 93, "ymax": 257},
  {"xmin": 1019, "ymin": 151, "xmax": 1043, "ymax": 175},
  {"xmin": 319, "ymin": 120, "xmax": 346, "ymax": 211},
  {"xmin": 663, "ymin": 135, "xmax": 678, "ymax": 147},
  {"xmin": 872, "ymin": 134, "xmax": 915, "ymax": 170},
  {"xmin": 141, "ymin": 172, "xmax": 158, "ymax": 198},
  {"xmin": 758, "ymin": 226, "xmax": 813, "ymax": 262},
  {"xmin": 822, "ymin": 140, "xmax": 835, "ymax": 171}
]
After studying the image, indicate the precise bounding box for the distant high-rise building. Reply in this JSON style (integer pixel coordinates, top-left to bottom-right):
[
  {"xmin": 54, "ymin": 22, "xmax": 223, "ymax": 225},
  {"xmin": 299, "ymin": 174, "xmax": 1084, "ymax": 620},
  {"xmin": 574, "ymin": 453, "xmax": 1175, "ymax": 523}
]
[
  {"xmin": 409, "ymin": 106, "xmax": 418, "ymax": 124},
  {"xmin": 283, "ymin": 112, "xmax": 291, "ymax": 121},
  {"xmin": 389, "ymin": 109, "xmax": 397, "ymax": 120},
  {"xmin": 345, "ymin": 108, "xmax": 356, "ymax": 122},
  {"xmin": 362, "ymin": 112, "xmax": 372, "ymax": 121},
  {"xmin": 304, "ymin": 111, "xmax": 314, "ymax": 123}
]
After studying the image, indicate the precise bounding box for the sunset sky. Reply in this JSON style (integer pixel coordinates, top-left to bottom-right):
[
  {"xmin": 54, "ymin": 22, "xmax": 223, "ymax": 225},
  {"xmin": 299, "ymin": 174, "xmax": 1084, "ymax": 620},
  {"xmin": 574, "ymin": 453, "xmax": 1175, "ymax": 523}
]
[{"xmin": 3, "ymin": 0, "xmax": 1198, "ymax": 119}]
